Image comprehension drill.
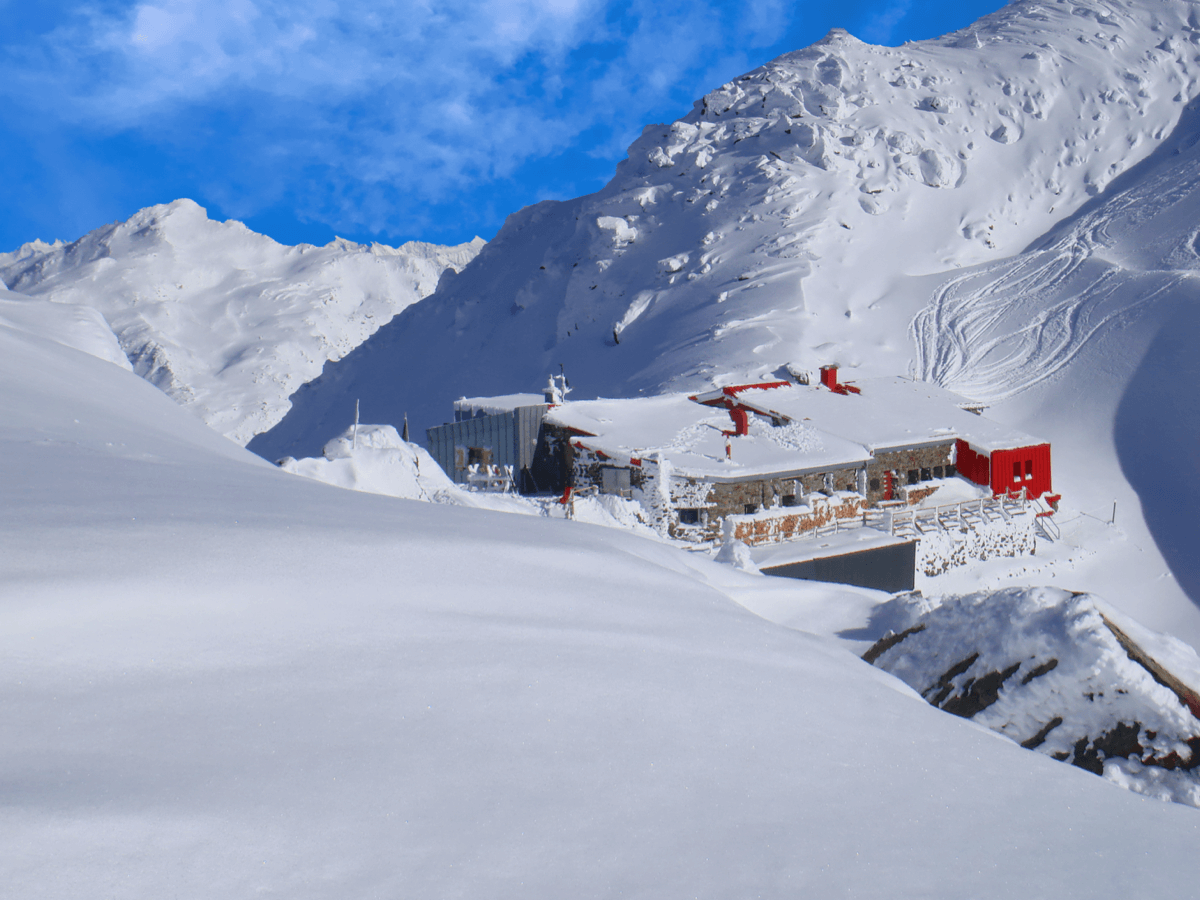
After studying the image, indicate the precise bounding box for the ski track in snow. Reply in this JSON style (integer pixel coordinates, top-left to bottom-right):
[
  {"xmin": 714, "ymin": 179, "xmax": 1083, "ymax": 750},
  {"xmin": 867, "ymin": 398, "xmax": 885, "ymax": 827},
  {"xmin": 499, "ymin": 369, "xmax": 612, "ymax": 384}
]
[{"xmin": 911, "ymin": 111, "xmax": 1200, "ymax": 403}]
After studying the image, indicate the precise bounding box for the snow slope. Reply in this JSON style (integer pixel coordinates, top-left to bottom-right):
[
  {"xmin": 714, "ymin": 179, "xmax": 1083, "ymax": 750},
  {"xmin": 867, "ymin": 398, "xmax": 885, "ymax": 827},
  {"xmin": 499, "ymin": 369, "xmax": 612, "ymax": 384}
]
[
  {"xmin": 0, "ymin": 199, "xmax": 482, "ymax": 444},
  {"xmin": 6, "ymin": 277, "xmax": 1200, "ymax": 898},
  {"xmin": 896, "ymin": 93, "xmax": 1200, "ymax": 644}
]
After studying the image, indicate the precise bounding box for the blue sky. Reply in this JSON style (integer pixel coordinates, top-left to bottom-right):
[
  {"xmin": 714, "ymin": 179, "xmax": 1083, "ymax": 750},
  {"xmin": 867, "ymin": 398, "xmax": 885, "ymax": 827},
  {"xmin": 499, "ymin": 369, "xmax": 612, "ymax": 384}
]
[{"xmin": 0, "ymin": 0, "xmax": 1008, "ymax": 251}]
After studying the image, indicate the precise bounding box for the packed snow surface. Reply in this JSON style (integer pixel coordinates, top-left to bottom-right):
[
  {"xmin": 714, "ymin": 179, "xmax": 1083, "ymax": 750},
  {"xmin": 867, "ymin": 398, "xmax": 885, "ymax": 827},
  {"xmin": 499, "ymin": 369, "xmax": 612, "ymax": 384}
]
[
  {"xmin": 7, "ymin": 265, "xmax": 1200, "ymax": 898},
  {"xmin": 0, "ymin": 199, "xmax": 483, "ymax": 444}
]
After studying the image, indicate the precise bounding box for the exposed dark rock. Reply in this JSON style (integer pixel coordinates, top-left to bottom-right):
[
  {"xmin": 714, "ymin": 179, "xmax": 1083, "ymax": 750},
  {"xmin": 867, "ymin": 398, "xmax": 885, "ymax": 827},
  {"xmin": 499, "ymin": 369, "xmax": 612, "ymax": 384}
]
[
  {"xmin": 924, "ymin": 653, "xmax": 979, "ymax": 708},
  {"xmin": 1021, "ymin": 658, "xmax": 1058, "ymax": 685},
  {"xmin": 1071, "ymin": 722, "xmax": 1144, "ymax": 775},
  {"xmin": 1144, "ymin": 736, "xmax": 1200, "ymax": 772},
  {"xmin": 1072, "ymin": 736, "xmax": 1106, "ymax": 775},
  {"xmin": 941, "ymin": 661, "xmax": 1023, "ymax": 718},
  {"xmin": 1021, "ymin": 717, "xmax": 1064, "ymax": 749},
  {"xmin": 861, "ymin": 622, "xmax": 926, "ymax": 664}
]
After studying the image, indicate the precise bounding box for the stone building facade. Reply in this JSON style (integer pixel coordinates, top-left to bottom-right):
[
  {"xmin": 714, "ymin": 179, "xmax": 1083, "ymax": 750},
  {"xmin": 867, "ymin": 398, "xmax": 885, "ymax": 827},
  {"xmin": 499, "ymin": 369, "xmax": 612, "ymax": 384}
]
[{"xmin": 547, "ymin": 422, "xmax": 957, "ymax": 543}]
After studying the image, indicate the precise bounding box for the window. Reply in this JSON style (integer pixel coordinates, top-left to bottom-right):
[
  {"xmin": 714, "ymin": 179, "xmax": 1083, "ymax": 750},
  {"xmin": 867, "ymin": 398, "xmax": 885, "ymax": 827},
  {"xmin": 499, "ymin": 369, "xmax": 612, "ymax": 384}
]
[
  {"xmin": 907, "ymin": 469, "xmax": 919, "ymax": 485},
  {"xmin": 468, "ymin": 447, "xmax": 493, "ymax": 467},
  {"xmin": 946, "ymin": 465, "xmax": 957, "ymax": 478},
  {"xmin": 1025, "ymin": 459, "xmax": 1034, "ymax": 480},
  {"xmin": 678, "ymin": 508, "xmax": 701, "ymax": 525},
  {"xmin": 869, "ymin": 478, "xmax": 880, "ymax": 492},
  {"xmin": 781, "ymin": 494, "xmax": 797, "ymax": 507},
  {"xmin": 1013, "ymin": 460, "xmax": 1021, "ymax": 482},
  {"xmin": 933, "ymin": 466, "xmax": 943, "ymax": 479},
  {"xmin": 920, "ymin": 468, "xmax": 932, "ymax": 482},
  {"xmin": 744, "ymin": 504, "xmax": 759, "ymax": 515},
  {"xmin": 600, "ymin": 466, "xmax": 631, "ymax": 495}
]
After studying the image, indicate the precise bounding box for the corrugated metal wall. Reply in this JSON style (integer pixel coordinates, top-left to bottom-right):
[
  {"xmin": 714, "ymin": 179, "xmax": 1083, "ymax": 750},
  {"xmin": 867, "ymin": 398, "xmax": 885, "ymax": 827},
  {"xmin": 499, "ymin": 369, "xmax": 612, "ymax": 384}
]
[
  {"xmin": 425, "ymin": 405, "xmax": 548, "ymax": 489},
  {"xmin": 990, "ymin": 443, "xmax": 1052, "ymax": 499},
  {"xmin": 956, "ymin": 439, "xmax": 991, "ymax": 488}
]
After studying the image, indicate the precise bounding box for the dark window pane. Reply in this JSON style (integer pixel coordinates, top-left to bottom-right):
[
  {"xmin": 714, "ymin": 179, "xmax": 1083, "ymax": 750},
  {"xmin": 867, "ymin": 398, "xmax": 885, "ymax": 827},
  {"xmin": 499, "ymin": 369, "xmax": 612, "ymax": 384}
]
[
  {"xmin": 781, "ymin": 494, "xmax": 797, "ymax": 507},
  {"xmin": 678, "ymin": 508, "xmax": 700, "ymax": 525},
  {"xmin": 744, "ymin": 504, "xmax": 759, "ymax": 515},
  {"xmin": 907, "ymin": 469, "xmax": 919, "ymax": 485},
  {"xmin": 933, "ymin": 466, "xmax": 943, "ymax": 479}
]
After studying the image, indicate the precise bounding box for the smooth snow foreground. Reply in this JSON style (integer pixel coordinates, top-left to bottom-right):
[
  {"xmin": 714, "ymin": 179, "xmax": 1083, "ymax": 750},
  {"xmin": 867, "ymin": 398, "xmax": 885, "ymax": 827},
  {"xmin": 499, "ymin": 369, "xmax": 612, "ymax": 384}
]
[{"xmin": 3, "ymin": 301, "xmax": 1200, "ymax": 897}]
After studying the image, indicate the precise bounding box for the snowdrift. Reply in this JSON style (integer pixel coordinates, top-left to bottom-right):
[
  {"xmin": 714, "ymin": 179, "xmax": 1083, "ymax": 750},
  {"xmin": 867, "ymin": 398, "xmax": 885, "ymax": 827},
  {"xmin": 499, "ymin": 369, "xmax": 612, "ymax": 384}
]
[
  {"xmin": 865, "ymin": 587, "xmax": 1200, "ymax": 806},
  {"xmin": 277, "ymin": 423, "xmax": 466, "ymax": 505}
]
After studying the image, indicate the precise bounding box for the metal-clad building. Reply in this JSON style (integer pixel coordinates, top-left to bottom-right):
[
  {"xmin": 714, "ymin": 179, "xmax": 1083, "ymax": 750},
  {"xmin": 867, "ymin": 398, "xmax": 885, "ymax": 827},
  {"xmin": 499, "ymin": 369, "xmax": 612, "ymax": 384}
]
[{"xmin": 426, "ymin": 395, "xmax": 551, "ymax": 493}]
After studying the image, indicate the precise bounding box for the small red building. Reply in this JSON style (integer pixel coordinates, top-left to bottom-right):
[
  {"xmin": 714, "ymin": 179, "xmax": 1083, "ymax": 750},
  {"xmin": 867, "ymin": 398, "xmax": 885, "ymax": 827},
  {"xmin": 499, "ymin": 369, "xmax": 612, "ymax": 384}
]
[
  {"xmin": 708, "ymin": 368, "xmax": 1053, "ymax": 503},
  {"xmin": 956, "ymin": 439, "xmax": 1053, "ymax": 500}
]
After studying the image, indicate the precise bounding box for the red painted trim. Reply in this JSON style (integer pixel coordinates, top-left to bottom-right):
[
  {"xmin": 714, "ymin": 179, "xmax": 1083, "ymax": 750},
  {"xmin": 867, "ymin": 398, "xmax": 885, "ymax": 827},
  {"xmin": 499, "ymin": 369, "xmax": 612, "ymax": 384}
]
[
  {"xmin": 720, "ymin": 381, "xmax": 791, "ymax": 396},
  {"xmin": 728, "ymin": 407, "xmax": 749, "ymax": 436}
]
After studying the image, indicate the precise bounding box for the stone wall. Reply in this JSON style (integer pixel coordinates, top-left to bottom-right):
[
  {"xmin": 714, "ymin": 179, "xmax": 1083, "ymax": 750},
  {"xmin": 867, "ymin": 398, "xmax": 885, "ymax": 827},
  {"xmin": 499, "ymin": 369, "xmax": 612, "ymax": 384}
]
[
  {"xmin": 706, "ymin": 468, "xmax": 860, "ymax": 519},
  {"xmin": 865, "ymin": 443, "xmax": 955, "ymax": 505},
  {"xmin": 546, "ymin": 424, "xmax": 974, "ymax": 547},
  {"xmin": 729, "ymin": 493, "xmax": 866, "ymax": 546},
  {"xmin": 567, "ymin": 443, "xmax": 649, "ymax": 494},
  {"xmin": 915, "ymin": 507, "xmax": 1037, "ymax": 575}
]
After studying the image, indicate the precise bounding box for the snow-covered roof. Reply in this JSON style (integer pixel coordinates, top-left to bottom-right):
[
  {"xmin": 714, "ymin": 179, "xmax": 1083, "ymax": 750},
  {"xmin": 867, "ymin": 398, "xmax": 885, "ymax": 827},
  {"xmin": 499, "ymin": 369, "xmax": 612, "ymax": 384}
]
[
  {"xmin": 541, "ymin": 377, "xmax": 1045, "ymax": 481},
  {"xmin": 454, "ymin": 393, "xmax": 547, "ymax": 416},
  {"xmin": 751, "ymin": 527, "xmax": 910, "ymax": 570},
  {"xmin": 719, "ymin": 377, "xmax": 1044, "ymax": 454},
  {"xmin": 545, "ymin": 394, "xmax": 870, "ymax": 481}
]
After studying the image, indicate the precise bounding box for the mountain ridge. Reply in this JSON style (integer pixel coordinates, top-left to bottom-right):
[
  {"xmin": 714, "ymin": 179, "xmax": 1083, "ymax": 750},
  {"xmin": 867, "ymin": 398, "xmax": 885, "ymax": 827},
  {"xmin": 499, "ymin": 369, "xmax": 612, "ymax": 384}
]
[{"xmin": 0, "ymin": 199, "xmax": 483, "ymax": 444}]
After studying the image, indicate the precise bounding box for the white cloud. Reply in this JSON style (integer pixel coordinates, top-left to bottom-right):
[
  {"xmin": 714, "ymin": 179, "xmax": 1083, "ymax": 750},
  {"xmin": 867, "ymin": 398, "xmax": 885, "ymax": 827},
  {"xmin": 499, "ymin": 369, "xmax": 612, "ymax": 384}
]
[{"xmin": 5, "ymin": 0, "xmax": 938, "ymax": 237}]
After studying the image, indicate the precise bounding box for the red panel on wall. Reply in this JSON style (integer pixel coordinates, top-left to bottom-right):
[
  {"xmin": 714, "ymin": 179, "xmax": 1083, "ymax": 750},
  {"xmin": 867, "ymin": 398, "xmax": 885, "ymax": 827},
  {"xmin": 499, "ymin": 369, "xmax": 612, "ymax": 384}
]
[
  {"xmin": 955, "ymin": 439, "xmax": 990, "ymax": 487},
  {"xmin": 990, "ymin": 444, "xmax": 1052, "ymax": 499}
]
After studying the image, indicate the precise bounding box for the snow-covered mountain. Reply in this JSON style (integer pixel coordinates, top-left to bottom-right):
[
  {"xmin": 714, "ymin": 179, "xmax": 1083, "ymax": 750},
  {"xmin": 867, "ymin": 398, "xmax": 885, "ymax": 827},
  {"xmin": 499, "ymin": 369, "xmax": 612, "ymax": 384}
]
[
  {"xmin": 253, "ymin": 0, "xmax": 1200, "ymax": 454},
  {"xmin": 0, "ymin": 199, "xmax": 482, "ymax": 444},
  {"xmin": 247, "ymin": 0, "xmax": 1200, "ymax": 650},
  {"xmin": 6, "ymin": 291, "xmax": 1200, "ymax": 897}
]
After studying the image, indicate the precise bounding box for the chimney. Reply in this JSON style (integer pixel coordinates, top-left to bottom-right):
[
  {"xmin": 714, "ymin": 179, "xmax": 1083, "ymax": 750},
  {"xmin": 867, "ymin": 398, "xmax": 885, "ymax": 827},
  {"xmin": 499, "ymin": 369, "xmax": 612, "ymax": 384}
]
[{"xmin": 819, "ymin": 365, "xmax": 839, "ymax": 390}]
